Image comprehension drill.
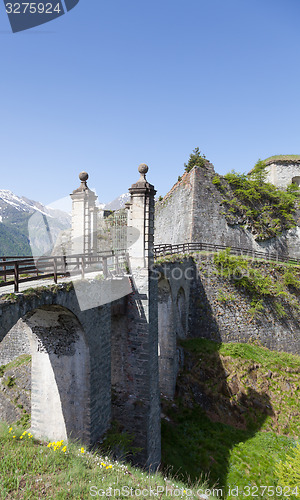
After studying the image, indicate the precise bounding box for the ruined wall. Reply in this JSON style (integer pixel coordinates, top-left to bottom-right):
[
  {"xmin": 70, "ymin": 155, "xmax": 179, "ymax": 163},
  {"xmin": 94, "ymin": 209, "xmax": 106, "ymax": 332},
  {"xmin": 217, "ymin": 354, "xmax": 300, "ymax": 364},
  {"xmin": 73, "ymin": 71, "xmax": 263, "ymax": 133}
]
[
  {"xmin": 154, "ymin": 164, "xmax": 300, "ymax": 259},
  {"xmin": 155, "ymin": 164, "xmax": 260, "ymax": 249},
  {"xmin": 154, "ymin": 171, "xmax": 194, "ymax": 244}
]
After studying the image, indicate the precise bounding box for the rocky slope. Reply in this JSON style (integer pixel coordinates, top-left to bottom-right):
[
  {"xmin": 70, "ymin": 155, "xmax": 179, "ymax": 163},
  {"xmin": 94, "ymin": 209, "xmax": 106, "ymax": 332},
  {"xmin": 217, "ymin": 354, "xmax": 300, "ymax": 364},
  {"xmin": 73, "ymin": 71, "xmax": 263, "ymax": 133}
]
[{"xmin": 173, "ymin": 340, "xmax": 300, "ymax": 437}]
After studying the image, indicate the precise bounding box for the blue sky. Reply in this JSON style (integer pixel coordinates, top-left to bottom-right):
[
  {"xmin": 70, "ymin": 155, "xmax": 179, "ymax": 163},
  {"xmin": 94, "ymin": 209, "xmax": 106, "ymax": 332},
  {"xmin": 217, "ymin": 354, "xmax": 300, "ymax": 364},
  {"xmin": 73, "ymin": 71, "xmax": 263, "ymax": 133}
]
[{"xmin": 0, "ymin": 0, "xmax": 300, "ymax": 204}]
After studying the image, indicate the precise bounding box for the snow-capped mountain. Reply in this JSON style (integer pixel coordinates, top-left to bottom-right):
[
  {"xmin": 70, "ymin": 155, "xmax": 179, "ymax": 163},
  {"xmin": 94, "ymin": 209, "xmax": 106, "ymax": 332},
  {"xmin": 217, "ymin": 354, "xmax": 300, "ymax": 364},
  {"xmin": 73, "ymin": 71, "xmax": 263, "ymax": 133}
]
[
  {"xmin": 104, "ymin": 193, "xmax": 130, "ymax": 211},
  {"xmin": 0, "ymin": 188, "xmax": 130, "ymax": 256},
  {"xmin": 0, "ymin": 190, "xmax": 71, "ymax": 224},
  {"xmin": 0, "ymin": 190, "xmax": 71, "ymax": 256}
]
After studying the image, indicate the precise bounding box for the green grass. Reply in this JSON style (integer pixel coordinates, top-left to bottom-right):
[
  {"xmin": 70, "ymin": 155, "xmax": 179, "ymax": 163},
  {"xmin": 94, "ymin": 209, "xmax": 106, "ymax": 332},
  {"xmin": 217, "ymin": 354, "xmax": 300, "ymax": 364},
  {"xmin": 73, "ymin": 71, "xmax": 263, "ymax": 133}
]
[
  {"xmin": 2, "ymin": 354, "xmax": 31, "ymax": 371},
  {"xmin": 182, "ymin": 338, "xmax": 300, "ymax": 371},
  {"xmin": 264, "ymin": 155, "xmax": 300, "ymax": 164},
  {"xmin": 162, "ymin": 406, "xmax": 297, "ymax": 498},
  {"xmin": 162, "ymin": 339, "xmax": 300, "ymax": 499},
  {"xmin": 0, "ymin": 422, "xmax": 212, "ymax": 499}
]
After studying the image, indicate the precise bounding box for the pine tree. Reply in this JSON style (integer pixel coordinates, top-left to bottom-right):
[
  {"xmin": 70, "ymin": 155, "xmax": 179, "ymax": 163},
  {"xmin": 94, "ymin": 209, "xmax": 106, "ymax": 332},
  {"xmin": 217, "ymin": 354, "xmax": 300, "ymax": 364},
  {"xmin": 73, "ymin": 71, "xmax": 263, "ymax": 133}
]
[{"xmin": 184, "ymin": 147, "xmax": 207, "ymax": 173}]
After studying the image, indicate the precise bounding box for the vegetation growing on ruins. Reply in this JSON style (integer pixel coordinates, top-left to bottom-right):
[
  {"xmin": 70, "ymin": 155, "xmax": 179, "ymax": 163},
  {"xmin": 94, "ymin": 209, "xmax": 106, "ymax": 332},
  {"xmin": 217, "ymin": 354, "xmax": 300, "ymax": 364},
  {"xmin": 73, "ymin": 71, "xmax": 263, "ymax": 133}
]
[
  {"xmin": 215, "ymin": 160, "xmax": 300, "ymax": 240},
  {"xmin": 184, "ymin": 147, "xmax": 207, "ymax": 173},
  {"xmin": 213, "ymin": 248, "xmax": 300, "ymax": 318},
  {"xmin": 264, "ymin": 155, "xmax": 300, "ymax": 164}
]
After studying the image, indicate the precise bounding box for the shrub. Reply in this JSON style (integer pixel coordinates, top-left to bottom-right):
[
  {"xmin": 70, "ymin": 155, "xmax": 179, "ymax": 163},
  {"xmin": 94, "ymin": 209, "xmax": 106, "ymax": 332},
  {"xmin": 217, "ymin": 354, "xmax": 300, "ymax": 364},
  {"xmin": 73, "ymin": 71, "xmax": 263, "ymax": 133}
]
[
  {"xmin": 275, "ymin": 441, "xmax": 300, "ymax": 487},
  {"xmin": 222, "ymin": 164, "xmax": 299, "ymax": 240}
]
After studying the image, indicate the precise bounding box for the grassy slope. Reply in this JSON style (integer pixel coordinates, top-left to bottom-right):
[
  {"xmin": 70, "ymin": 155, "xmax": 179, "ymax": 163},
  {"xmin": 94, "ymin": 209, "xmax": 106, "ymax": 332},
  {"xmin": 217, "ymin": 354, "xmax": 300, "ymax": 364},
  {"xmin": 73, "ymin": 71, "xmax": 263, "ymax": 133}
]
[
  {"xmin": 0, "ymin": 422, "xmax": 212, "ymax": 500},
  {"xmin": 161, "ymin": 340, "xmax": 300, "ymax": 499}
]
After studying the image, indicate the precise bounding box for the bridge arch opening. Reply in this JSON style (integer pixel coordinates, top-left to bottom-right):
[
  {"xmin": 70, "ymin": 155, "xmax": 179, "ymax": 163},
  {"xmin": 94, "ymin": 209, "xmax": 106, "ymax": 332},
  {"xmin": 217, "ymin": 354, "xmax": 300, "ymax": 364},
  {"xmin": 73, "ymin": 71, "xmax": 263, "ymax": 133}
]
[
  {"xmin": 176, "ymin": 287, "xmax": 187, "ymax": 337},
  {"xmin": 0, "ymin": 305, "xmax": 90, "ymax": 444},
  {"xmin": 158, "ymin": 277, "xmax": 177, "ymax": 398}
]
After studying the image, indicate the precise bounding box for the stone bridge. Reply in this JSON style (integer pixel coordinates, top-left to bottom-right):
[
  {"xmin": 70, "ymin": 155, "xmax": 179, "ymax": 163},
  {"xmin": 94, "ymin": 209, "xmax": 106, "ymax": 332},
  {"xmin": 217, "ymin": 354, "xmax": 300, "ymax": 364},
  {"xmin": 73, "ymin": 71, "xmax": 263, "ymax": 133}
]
[{"xmin": 0, "ymin": 165, "xmax": 193, "ymax": 470}]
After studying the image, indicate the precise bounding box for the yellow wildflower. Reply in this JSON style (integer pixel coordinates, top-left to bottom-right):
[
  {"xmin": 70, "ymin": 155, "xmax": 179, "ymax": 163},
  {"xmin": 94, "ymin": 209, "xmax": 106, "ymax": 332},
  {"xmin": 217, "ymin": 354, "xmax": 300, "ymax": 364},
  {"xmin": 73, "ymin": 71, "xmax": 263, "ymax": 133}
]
[
  {"xmin": 13, "ymin": 436, "xmax": 16, "ymax": 438},
  {"xmin": 20, "ymin": 436, "xmax": 23, "ymax": 440},
  {"xmin": 8, "ymin": 428, "xmax": 12, "ymax": 433},
  {"xmin": 62, "ymin": 446, "xmax": 67, "ymax": 452},
  {"xmin": 80, "ymin": 447, "xmax": 85, "ymax": 454}
]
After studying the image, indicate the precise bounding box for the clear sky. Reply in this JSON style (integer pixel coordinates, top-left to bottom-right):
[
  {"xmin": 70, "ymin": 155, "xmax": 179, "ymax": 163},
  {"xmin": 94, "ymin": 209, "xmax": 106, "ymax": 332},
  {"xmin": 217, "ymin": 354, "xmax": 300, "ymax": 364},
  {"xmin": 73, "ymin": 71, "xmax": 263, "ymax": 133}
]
[{"xmin": 0, "ymin": 0, "xmax": 300, "ymax": 204}]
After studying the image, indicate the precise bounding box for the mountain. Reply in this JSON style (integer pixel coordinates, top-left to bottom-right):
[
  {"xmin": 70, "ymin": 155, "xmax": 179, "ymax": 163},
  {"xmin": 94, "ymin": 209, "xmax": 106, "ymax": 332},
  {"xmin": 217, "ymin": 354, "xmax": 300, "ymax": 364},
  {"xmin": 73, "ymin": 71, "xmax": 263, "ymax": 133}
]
[
  {"xmin": 0, "ymin": 190, "xmax": 71, "ymax": 256},
  {"xmin": 104, "ymin": 193, "xmax": 130, "ymax": 211},
  {"xmin": 0, "ymin": 188, "xmax": 131, "ymax": 256}
]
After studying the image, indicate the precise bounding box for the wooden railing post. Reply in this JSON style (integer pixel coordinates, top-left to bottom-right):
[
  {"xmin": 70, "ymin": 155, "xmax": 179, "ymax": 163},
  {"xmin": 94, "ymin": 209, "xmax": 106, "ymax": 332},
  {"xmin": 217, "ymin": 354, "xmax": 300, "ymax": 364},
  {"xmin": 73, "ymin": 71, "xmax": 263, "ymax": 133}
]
[
  {"xmin": 14, "ymin": 262, "xmax": 19, "ymax": 292},
  {"xmin": 81, "ymin": 256, "xmax": 85, "ymax": 279},
  {"xmin": 63, "ymin": 255, "xmax": 67, "ymax": 274},
  {"xmin": 53, "ymin": 257, "xmax": 57, "ymax": 284},
  {"xmin": 3, "ymin": 257, "xmax": 6, "ymax": 282},
  {"xmin": 115, "ymin": 255, "xmax": 120, "ymax": 275},
  {"xmin": 103, "ymin": 257, "xmax": 108, "ymax": 278}
]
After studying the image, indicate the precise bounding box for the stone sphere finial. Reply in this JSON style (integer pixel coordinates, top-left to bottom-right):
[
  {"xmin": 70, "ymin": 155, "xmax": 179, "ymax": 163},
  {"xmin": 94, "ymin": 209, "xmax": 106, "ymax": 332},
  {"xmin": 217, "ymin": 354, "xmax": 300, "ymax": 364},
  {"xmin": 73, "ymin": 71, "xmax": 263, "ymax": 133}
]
[
  {"xmin": 79, "ymin": 171, "xmax": 89, "ymax": 182},
  {"xmin": 138, "ymin": 164, "xmax": 149, "ymax": 175}
]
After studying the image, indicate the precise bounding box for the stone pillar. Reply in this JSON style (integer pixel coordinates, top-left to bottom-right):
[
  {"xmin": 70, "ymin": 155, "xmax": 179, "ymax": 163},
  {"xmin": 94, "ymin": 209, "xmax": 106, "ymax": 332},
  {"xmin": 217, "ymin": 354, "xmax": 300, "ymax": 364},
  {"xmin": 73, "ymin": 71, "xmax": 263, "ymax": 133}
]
[
  {"xmin": 70, "ymin": 172, "xmax": 98, "ymax": 255},
  {"xmin": 124, "ymin": 164, "xmax": 160, "ymax": 469}
]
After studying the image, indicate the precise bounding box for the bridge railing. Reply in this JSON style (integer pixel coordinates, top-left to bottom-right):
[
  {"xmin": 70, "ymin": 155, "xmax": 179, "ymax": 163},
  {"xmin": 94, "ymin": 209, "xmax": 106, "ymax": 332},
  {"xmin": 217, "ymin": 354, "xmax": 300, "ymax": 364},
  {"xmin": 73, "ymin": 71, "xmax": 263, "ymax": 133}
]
[
  {"xmin": 153, "ymin": 242, "xmax": 300, "ymax": 266},
  {"xmin": 0, "ymin": 251, "xmax": 128, "ymax": 293}
]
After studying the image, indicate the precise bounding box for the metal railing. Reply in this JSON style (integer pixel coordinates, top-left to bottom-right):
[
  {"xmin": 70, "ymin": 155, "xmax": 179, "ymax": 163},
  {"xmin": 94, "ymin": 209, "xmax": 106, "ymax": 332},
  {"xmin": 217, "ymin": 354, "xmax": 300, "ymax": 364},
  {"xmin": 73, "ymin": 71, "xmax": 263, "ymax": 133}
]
[
  {"xmin": 0, "ymin": 251, "xmax": 128, "ymax": 293},
  {"xmin": 153, "ymin": 242, "xmax": 300, "ymax": 265}
]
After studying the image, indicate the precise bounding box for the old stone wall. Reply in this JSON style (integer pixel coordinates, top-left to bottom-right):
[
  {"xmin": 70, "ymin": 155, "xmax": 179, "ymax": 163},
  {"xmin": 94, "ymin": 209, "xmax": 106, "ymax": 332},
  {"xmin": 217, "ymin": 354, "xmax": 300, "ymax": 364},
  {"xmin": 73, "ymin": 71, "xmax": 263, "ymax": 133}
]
[
  {"xmin": 111, "ymin": 271, "xmax": 160, "ymax": 469},
  {"xmin": 0, "ymin": 319, "xmax": 31, "ymax": 366},
  {"xmin": 188, "ymin": 255, "xmax": 300, "ymax": 355},
  {"xmin": 155, "ymin": 260, "xmax": 193, "ymax": 398},
  {"xmin": 155, "ymin": 256, "xmax": 300, "ymax": 365},
  {"xmin": 154, "ymin": 172, "xmax": 194, "ymax": 245},
  {"xmin": 155, "ymin": 164, "xmax": 300, "ymax": 259},
  {"xmin": 265, "ymin": 162, "xmax": 300, "ymax": 189}
]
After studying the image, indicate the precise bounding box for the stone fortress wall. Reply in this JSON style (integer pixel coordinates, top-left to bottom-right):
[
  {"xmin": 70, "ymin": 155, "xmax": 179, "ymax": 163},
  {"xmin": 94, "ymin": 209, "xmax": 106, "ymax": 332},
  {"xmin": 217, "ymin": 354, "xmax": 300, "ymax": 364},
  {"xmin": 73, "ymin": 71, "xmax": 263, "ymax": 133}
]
[
  {"xmin": 264, "ymin": 155, "xmax": 300, "ymax": 189},
  {"xmin": 154, "ymin": 159, "xmax": 300, "ymax": 259}
]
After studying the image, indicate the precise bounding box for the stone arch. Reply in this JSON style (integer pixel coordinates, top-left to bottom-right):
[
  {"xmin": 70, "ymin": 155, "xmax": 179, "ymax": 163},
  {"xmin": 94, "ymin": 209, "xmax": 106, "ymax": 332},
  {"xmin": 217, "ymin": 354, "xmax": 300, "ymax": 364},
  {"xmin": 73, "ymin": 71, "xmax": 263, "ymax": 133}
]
[
  {"xmin": 176, "ymin": 287, "xmax": 187, "ymax": 337},
  {"xmin": 1, "ymin": 304, "xmax": 91, "ymax": 444},
  {"xmin": 0, "ymin": 285, "xmax": 112, "ymax": 448},
  {"xmin": 158, "ymin": 276, "xmax": 176, "ymax": 398}
]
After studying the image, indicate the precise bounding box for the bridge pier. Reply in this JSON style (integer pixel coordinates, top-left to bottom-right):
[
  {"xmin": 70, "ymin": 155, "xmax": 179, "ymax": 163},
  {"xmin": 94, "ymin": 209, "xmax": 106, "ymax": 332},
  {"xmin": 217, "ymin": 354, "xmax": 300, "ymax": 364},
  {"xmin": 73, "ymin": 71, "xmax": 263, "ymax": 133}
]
[{"xmin": 111, "ymin": 164, "xmax": 160, "ymax": 469}]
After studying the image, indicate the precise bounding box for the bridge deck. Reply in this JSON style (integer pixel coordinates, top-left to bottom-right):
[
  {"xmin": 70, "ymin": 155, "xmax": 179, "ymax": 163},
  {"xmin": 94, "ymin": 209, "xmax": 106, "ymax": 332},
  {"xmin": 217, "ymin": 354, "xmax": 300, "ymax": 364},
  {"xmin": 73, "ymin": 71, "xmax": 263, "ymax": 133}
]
[{"xmin": 0, "ymin": 270, "xmax": 104, "ymax": 297}]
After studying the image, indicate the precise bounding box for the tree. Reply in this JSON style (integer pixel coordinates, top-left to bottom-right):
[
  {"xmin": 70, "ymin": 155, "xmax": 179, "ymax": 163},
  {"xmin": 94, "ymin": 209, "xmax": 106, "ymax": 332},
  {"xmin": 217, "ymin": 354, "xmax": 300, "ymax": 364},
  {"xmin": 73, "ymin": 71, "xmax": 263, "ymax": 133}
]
[
  {"xmin": 184, "ymin": 147, "xmax": 207, "ymax": 173},
  {"xmin": 249, "ymin": 159, "xmax": 267, "ymax": 185}
]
